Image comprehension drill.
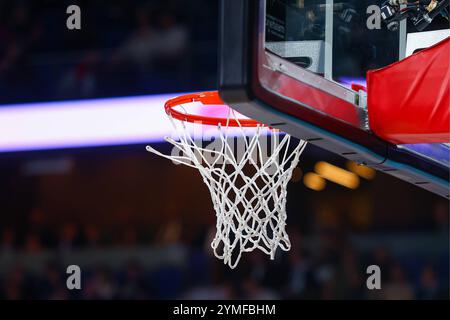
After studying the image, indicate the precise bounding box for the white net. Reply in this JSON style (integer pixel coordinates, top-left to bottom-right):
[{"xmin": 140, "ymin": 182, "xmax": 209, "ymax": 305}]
[{"xmin": 147, "ymin": 102, "xmax": 307, "ymax": 269}]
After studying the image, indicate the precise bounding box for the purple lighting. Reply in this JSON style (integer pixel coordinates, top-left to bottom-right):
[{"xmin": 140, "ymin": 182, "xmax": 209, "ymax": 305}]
[
  {"xmin": 0, "ymin": 93, "xmax": 262, "ymax": 153},
  {"xmin": 0, "ymin": 94, "xmax": 177, "ymax": 152}
]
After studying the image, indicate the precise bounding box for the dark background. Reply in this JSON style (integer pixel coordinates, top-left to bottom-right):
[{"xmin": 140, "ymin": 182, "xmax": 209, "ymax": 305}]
[
  {"xmin": 0, "ymin": 0, "xmax": 448, "ymax": 300},
  {"xmin": 0, "ymin": 0, "xmax": 217, "ymax": 104}
]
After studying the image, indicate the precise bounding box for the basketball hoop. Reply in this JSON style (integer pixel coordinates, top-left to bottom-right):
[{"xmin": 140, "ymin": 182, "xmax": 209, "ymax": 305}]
[{"xmin": 146, "ymin": 91, "xmax": 307, "ymax": 268}]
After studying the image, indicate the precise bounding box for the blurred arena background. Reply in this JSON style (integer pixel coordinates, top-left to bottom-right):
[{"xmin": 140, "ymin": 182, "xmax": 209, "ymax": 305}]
[{"xmin": 0, "ymin": 0, "xmax": 448, "ymax": 300}]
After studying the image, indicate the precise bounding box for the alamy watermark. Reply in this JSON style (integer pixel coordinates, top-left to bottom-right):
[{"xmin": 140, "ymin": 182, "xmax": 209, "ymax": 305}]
[
  {"xmin": 66, "ymin": 5, "xmax": 81, "ymax": 30},
  {"xmin": 366, "ymin": 265, "xmax": 382, "ymax": 290},
  {"xmin": 66, "ymin": 265, "xmax": 82, "ymax": 290},
  {"xmin": 63, "ymin": 4, "xmax": 402, "ymax": 32},
  {"xmin": 367, "ymin": 5, "xmax": 383, "ymax": 30}
]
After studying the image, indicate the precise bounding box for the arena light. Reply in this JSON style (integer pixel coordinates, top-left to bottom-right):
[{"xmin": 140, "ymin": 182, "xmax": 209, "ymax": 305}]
[
  {"xmin": 0, "ymin": 93, "xmax": 256, "ymax": 153},
  {"xmin": 315, "ymin": 161, "xmax": 360, "ymax": 189},
  {"xmin": 0, "ymin": 94, "xmax": 174, "ymax": 152},
  {"xmin": 346, "ymin": 161, "xmax": 376, "ymax": 180},
  {"xmin": 303, "ymin": 172, "xmax": 326, "ymax": 191}
]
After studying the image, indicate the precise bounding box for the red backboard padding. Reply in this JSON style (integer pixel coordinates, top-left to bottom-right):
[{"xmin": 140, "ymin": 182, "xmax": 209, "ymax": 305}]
[{"xmin": 367, "ymin": 37, "xmax": 450, "ymax": 144}]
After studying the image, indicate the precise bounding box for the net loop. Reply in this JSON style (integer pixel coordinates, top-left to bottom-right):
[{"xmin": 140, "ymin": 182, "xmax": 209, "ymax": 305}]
[{"xmin": 146, "ymin": 91, "xmax": 307, "ymax": 268}]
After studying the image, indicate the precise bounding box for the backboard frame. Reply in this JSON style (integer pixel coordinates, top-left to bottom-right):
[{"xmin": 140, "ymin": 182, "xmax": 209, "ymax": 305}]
[{"xmin": 218, "ymin": 0, "xmax": 449, "ymax": 198}]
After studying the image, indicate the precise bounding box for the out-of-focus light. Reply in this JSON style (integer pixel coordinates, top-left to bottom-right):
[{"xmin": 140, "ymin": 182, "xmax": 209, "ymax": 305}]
[
  {"xmin": 0, "ymin": 94, "xmax": 175, "ymax": 152},
  {"xmin": 346, "ymin": 161, "xmax": 376, "ymax": 180},
  {"xmin": 303, "ymin": 172, "xmax": 326, "ymax": 191},
  {"xmin": 0, "ymin": 93, "xmax": 261, "ymax": 153},
  {"xmin": 315, "ymin": 161, "xmax": 360, "ymax": 189}
]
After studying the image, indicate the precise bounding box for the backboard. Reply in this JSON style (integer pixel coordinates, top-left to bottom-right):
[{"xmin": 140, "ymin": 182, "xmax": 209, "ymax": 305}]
[{"xmin": 218, "ymin": 0, "xmax": 449, "ymax": 197}]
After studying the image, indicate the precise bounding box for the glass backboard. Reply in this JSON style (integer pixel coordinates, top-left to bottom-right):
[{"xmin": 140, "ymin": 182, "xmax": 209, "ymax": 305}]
[{"xmin": 218, "ymin": 0, "xmax": 449, "ymax": 198}]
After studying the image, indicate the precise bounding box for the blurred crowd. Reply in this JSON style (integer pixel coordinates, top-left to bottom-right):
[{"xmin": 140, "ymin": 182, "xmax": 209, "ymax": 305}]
[
  {"xmin": 0, "ymin": 0, "xmax": 217, "ymax": 103},
  {"xmin": 0, "ymin": 0, "xmax": 448, "ymax": 301},
  {"xmin": 0, "ymin": 209, "xmax": 448, "ymax": 300}
]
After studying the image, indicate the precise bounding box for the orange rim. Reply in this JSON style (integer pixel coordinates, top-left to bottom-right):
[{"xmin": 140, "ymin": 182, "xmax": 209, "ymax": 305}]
[{"xmin": 164, "ymin": 91, "xmax": 263, "ymax": 127}]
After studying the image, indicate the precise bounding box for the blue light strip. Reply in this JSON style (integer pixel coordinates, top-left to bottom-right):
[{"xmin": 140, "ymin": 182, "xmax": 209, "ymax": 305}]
[
  {"xmin": 0, "ymin": 94, "xmax": 176, "ymax": 152},
  {"xmin": 0, "ymin": 93, "xmax": 260, "ymax": 153}
]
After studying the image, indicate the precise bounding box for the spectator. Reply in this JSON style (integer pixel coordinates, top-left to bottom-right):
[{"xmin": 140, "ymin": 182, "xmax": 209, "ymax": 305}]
[
  {"xmin": 84, "ymin": 225, "xmax": 101, "ymax": 248},
  {"xmin": 285, "ymin": 250, "xmax": 311, "ymax": 299},
  {"xmin": 24, "ymin": 233, "xmax": 42, "ymax": 253},
  {"xmin": 416, "ymin": 265, "xmax": 441, "ymax": 299},
  {"xmin": 0, "ymin": 228, "xmax": 16, "ymax": 254},
  {"xmin": 382, "ymin": 264, "xmax": 414, "ymax": 300},
  {"xmin": 58, "ymin": 51, "xmax": 101, "ymax": 99},
  {"xmin": 242, "ymin": 279, "xmax": 280, "ymax": 300},
  {"xmin": 117, "ymin": 261, "xmax": 149, "ymax": 299},
  {"xmin": 58, "ymin": 223, "xmax": 81, "ymax": 251},
  {"xmin": 85, "ymin": 267, "xmax": 118, "ymax": 300}
]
